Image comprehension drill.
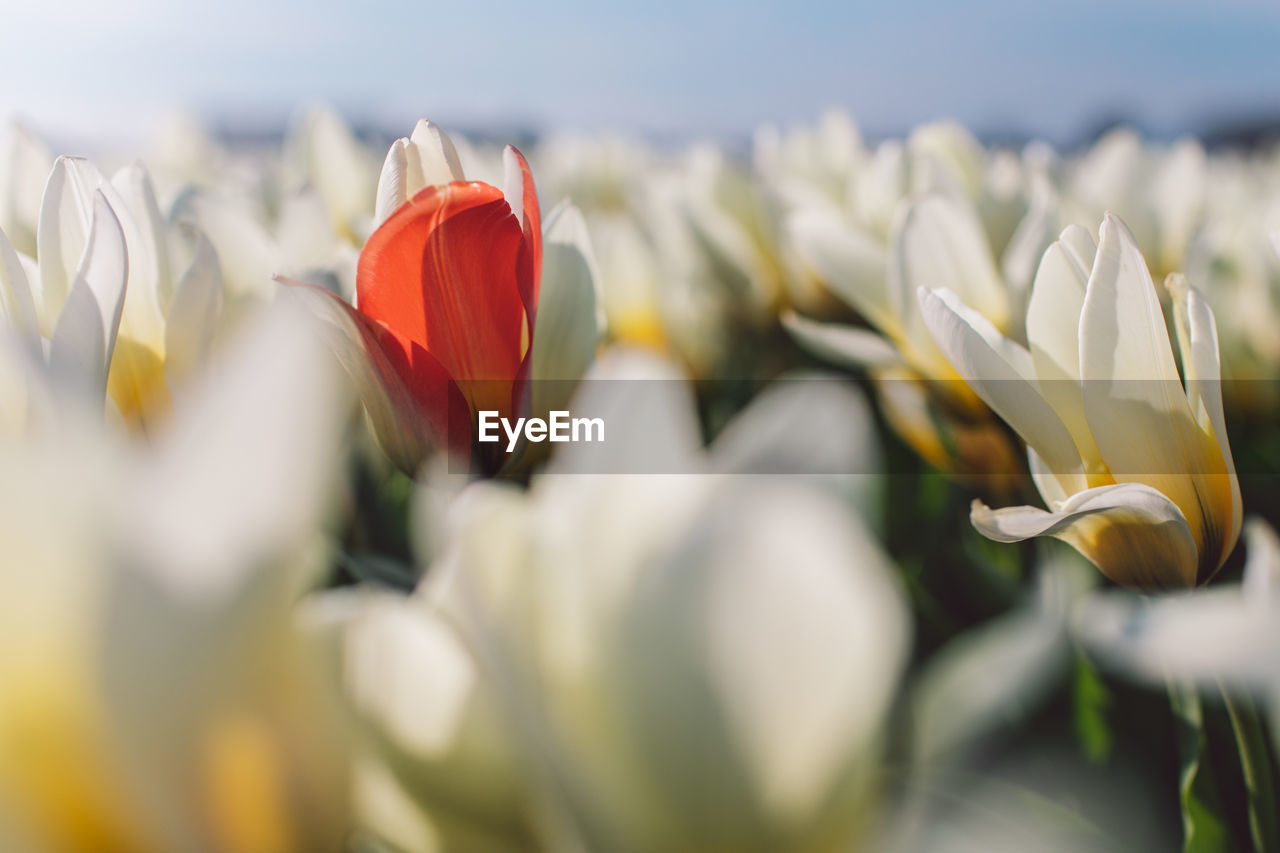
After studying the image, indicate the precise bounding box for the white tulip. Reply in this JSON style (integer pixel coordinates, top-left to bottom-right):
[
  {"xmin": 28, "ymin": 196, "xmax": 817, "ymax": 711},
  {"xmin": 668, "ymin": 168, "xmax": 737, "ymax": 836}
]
[
  {"xmin": 24, "ymin": 156, "xmax": 226, "ymax": 428},
  {"xmin": 337, "ymin": 350, "xmax": 899, "ymax": 850},
  {"xmin": 0, "ymin": 299, "xmax": 354, "ymax": 852},
  {"xmin": 920, "ymin": 213, "xmax": 1241, "ymax": 588}
]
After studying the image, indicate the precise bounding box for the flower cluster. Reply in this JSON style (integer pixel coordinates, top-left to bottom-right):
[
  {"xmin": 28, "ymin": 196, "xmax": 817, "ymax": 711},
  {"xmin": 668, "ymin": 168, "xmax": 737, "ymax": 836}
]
[{"xmin": 0, "ymin": 106, "xmax": 1278, "ymax": 851}]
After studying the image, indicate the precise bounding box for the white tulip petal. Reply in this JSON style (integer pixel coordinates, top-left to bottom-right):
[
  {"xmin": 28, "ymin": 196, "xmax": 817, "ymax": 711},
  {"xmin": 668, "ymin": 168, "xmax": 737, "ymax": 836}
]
[
  {"xmin": 699, "ymin": 491, "xmax": 906, "ymax": 820},
  {"xmin": 851, "ymin": 140, "xmax": 905, "ymax": 234},
  {"xmin": 407, "ymin": 119, "xmax": 466, "ymax": 187},
  {"xmin": 548, "ymin": 349, "xmax": 703, "ymax": 475},
  {"xmin": 48, "ymin": 191, "xmax": 128, "ymax": 407},
  {"xmin": 277, "ymin": 186, "xmax": 337, "ymax": 270},
  {"xmin": 163, "ymin": 232, "xmax": 223, "ymax": 387},
  {"xmin": 1150, "ymin": 138, "xmax": 1205, "ymax": 271},
  {"xmin": 896, "ymin": 194, "xmax": 1008, "ymax": 332},
  {"xmin": 1242, "ymin": 518, "xmax": 1280, "ymax": 605},
  {"xmin": 529, "ymin": 202, "xmax": 602, "ymax": 418},
  {"xmin": 872, "ymin": 367, "xmax": 950, "ymax": 471},
  {"xmin": 429, "ymin": 483, "xmax": 544, "ymax": 647},
  {"xmin": 129, "ymin": 298, "xmax": 350, "ymax": 600},
  {"xmin": 111, "ymin": 162, "xmax": 170, "ymax": 314},
  {"xmin": 287, "ymin": 106, "xmax": 375, "ymax": 236},
  {"xmin": 344, "ymin": 594, "xmax": 477, "ymax": 759},
  {"xmin": 710, "ymin": 373, "xmax": 880, "ymax": 503},
  {"xmin": 374, "ymin": 121, "xmax": 467, "ymax": 226},
  {"xmin": 36, "ymin": 156, "xmax": 102, "ymax": 324},
  {"xmin": 350, "ymin": 759, "xmax": 440, "ymax": 853},
  {"xmin": 1076, "ymin": 588, "xmax": 1279, "ymax": 686},
  {"xmin": 374, "ymin": 138, "xmax": 409, "ymax": 226},
  {"xmin": 282, "ymin": 280, "xmax": 440, "ymax": 473},
  {"xmin": 919, "ymin": 287, "xmax": 1083, "ymax": 485},
  {"xmin": 502, "ymin": 146, "xmax": 526, "ymax": 232},
  {"xmin": 1167, "ymin": 274, "xmax": 1241, "ymax": 561},
  {"xmin": 0, "ymin": 122, "xmax": 54, "ymax": 257},
  {"xmin": 1027, "ymin": 446, "xmax": 1069, "ymax": 509},
  {"xmin": 972, "ymin": 482, "xmax": 1199, "ymax": 588},
  {"xmin": 173, "ymin": 190, "xmax": 276, "ymax": 300},
  {"xmin": 781, "ymin": 310, "xmax": 903, "ymax": 369},
  {"xmin": 999, "ymin": 173, "xmax": 1057, "ymax": 315},
  {"xmin": 1081, "ymin": 214, "xmax": 1229, "ymax": 578},
  {"xmin": 1026, "ymin": 231, "xmax": 1103, "ymax": 470},
  {"xmin": 1027, "ymin": 236, "xmax": 1090, "ymax": 384},
  {"xmin": 679, "ymin": 164, "xmax": 776, "ymax": 317},
  {"xmin": 1058, "ymin": 223, "xmax": 1098, "ymax": 269},
  {"xmin": 816, "ymin": 108, "xmax": 863, "ymax": 171},
  {"xmin": 0, "ymin": 328, "xmax": 52, "ymax": 434},
  {"xmin": 609, "ymin": 486, "xmax": 908, "ymax": 827},
  {"xmin": 788, "ymin": 208, "xmax": 894, "ymax": 336},
  {"xmin": 0, "ymin": 226, "xmax": 39, "ymax": 352},
  {"xmin": 908, "ymin": 121, "xmax": 984, "ymax": 200},
  {"xmin": 1081, "ymin": 214, "xmax": 1192, "ymax": 419}
]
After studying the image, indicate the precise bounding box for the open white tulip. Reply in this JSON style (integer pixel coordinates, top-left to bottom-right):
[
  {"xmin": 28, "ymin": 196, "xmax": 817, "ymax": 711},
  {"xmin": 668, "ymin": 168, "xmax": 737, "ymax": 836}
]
[{"xmin": 920, "ymin": 213, "xmax": 1241, "ymax": 588}]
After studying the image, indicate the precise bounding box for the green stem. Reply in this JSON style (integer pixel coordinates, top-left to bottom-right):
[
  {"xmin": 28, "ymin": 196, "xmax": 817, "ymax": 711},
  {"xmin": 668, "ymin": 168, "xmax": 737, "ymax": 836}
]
[{"xmin": 1220, "ymin": 683, "xmax": 1280, "ymax": 853}]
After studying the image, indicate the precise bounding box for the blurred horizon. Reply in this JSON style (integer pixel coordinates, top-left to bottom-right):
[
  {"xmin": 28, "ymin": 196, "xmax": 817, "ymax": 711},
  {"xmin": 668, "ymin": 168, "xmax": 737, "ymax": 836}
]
[{"xmin": 4, "ymin": 0, "xmax": 1280, "ymax": 153}]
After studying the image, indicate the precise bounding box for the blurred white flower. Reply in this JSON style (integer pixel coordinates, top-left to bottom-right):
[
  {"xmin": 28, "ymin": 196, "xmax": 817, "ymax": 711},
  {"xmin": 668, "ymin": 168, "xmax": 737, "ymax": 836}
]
[
  {"xmin": 1077, "ymin": 517, "xmax": 1280, "ymax": 692},
  {"xmin": 769, "ymin": 118, "xmax": 1059, "ymax": 483},
  {"xmin": 0, "ymin": 122, "xmax": 54, "ymax": 258},
  {"xmin": 0, "ymin": 299, "xmax": 354, "ymax": 852},
  {"xmin": 1064, "ymin": 129, "xmax": 1206, "ymax": 280},
  {"xmin": 327, "ymin": 350, "xmax": 902, "ymax": 851},
  {"xmin": 284, "ymin": 105, "xmax": 378, "ymax": 243}
]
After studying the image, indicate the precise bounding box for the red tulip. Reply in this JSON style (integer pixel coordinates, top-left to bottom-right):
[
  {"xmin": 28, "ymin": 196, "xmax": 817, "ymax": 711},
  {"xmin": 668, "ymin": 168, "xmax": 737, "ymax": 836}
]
[
  {"xmin": 286, "ymin": 143, "xmax": 541, "ymax": 470},
  {"xmin": 363, "ymin": 145, "xmax": 539, "ymax": 420}
]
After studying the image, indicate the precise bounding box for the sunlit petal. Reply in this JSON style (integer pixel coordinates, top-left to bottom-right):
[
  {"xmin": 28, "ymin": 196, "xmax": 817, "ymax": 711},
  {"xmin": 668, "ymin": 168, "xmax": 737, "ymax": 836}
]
[{"xmin": 972, "ymin": 482, "xmax": 1198, "ymax": 588}]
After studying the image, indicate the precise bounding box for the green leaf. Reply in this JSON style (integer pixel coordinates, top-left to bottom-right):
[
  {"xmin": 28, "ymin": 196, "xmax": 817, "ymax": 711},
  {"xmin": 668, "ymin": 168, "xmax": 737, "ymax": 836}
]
[
  {"xmin": 1169, "ymin": 684, "xmax": 1230, "ymax": 853},
  {"xmin": 1073, "ymin": 654, "xmax": 1113, "ymax": 764},
  {"xmin": 1221, "ymin": 688, "xmax": 1280, "ymax": 853}
]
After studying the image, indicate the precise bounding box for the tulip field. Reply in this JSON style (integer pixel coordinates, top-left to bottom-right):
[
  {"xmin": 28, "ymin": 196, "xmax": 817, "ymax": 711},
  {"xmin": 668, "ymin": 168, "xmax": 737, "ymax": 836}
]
[{"xmin": 3, "ymin": 106, "xmax": 1280, "ymax": 852}]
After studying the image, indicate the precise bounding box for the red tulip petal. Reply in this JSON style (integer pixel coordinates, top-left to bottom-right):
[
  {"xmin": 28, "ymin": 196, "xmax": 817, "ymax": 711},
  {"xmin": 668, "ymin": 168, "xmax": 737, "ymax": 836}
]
[
  {"xmin": 357, "ymin": 181, "xmax": 526, "ymax": 417},
  {"xmin": 504, "ymin": 145, "xmax": 542, "ymax": 325},
  {"xmin": 364, "ymin": 317, "xmax": 474, "ymax": 459}
]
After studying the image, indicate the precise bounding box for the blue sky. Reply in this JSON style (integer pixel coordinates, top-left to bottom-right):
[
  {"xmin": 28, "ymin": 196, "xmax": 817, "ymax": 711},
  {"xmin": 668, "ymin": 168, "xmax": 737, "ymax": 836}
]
[{"xmin": 2, "ymin": 0, "xmax": 1279, "ymax": 149}]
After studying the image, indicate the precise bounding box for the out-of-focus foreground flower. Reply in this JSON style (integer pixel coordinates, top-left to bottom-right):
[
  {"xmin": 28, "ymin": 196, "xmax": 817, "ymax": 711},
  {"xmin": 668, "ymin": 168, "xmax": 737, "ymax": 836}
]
[
  {"xmin": 315, "ymin": 351, "xmax": 1098, "ymax": 853},
  {"xmin": 921, "ymin": 213, "xmax": 1241, "ymax": 588},
  {"xmin": 1078, "ymin": 516, "xmax": 1280, "ymax": 703},
  {"xmin": 0, "ymin": 301, "xmax": 353, "ymax": 851},
  {"xmin": 319, "ymin": 352, "xmax": 912, "ymax": 852}
]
